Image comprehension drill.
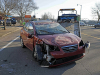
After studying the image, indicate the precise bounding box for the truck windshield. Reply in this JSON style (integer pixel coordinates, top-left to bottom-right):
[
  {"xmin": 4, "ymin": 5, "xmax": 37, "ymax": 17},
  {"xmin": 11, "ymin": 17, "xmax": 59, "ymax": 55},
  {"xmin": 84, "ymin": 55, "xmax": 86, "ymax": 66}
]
[{"xmin": 35, "ymin": 23, "xmax": 69, "ymax": 35}]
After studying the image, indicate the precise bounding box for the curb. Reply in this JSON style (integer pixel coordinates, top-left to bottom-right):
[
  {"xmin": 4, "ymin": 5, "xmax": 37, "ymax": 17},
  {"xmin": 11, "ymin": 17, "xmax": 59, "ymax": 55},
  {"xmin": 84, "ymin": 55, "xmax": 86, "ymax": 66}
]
[{"xmin": 1, "ymin": 28, "xmax": 21, "ymax": 37}]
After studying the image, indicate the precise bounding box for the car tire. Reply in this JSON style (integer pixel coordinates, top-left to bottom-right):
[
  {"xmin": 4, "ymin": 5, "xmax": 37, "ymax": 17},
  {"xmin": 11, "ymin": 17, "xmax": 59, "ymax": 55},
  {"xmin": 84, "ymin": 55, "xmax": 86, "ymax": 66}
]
[
  {"xmin": 32, "ymin": 45, "xmax": 43, "ymax": 64},
  {"xmin": 20, "ymin": 37, "xmax": 26, "ymax": 48},
  {"xmin": 95, "ymin": 26, "xmax": 96, "ymax": 28}
]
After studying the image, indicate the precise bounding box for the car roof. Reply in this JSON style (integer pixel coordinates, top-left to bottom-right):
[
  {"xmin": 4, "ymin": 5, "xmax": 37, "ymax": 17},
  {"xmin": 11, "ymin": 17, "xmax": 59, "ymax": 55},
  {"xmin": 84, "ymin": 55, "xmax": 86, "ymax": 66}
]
[{"xmin": 30, "ymin": 20, "xmax": 56, "ymax": 25}]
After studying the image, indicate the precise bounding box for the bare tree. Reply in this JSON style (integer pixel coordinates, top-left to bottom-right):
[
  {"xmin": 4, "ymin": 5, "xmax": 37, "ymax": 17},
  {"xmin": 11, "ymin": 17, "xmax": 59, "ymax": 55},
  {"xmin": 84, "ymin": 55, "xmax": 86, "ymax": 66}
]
[
  {"xmin": 91, "ymin": 2, "xmax": 100, "ymax": 21},
  {"xmin": 41, "ymin": 13, "xmax": 48, "ymax": 20},
  {"xmin": 0, "ymin": 0, "xmax": 18, "ymax": 30},
  {"xmin": 41, "ymin": 12, "xmax": 55, "ymax": 21},
  {"xmin": 13, "ymin": 0, "xmax": 38, "ymax": 24}
]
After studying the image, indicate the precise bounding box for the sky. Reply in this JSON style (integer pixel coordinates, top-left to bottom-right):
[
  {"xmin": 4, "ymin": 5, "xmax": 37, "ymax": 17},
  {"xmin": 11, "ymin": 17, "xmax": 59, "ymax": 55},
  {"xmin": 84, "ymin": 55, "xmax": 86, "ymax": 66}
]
[{"xmin": 31, "ymin": 0, "xmax": 100, "ymax": 20}]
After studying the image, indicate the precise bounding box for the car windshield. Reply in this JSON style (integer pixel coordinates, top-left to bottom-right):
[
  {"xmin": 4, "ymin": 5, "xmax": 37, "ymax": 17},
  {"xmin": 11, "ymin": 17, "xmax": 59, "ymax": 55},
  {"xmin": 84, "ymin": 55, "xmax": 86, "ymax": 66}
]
[
  {"xmin": 35, "ymin": 23, "xmax": 69, "ymax": 35},
  {"xmin": 80, "ymin": 21, "xmax": 85, "ymax": 24}
]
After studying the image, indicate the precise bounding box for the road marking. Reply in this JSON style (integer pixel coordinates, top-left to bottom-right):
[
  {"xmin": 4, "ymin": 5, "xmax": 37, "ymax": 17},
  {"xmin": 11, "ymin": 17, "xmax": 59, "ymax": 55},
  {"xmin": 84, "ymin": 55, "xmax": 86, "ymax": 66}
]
[
  {"xmin": 2, "ymin": 28, "xmax": 21, "ymax": 37},
  {"xmin": 0, "ymin": 36, "xmax": 19, "ymax": 52},
  {"xmin": 81, "ymin": 33, "xmax": 100, "ymax": 39}
]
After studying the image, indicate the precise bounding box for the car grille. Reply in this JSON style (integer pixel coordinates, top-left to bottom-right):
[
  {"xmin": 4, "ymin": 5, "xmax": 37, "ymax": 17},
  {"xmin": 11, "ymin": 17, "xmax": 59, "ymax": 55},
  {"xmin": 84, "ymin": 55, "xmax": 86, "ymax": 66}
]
[{"xmin": 61, "ymin": 44, "xmax": 78, "ymax": 53}]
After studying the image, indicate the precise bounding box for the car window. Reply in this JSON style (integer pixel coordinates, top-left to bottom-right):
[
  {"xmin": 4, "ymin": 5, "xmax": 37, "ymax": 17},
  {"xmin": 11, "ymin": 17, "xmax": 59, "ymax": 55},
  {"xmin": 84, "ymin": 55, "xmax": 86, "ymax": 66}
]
[
  {"xmin": 24, "ymin": 23, "xmax": 29, "ymax": 31},
  {"xmin": 80, "ymin": 21, "xmax": 85, "ymax": 24},
  {"xmin": 28, "ymin": 23, "xmax": 34, "ymax": 34}
]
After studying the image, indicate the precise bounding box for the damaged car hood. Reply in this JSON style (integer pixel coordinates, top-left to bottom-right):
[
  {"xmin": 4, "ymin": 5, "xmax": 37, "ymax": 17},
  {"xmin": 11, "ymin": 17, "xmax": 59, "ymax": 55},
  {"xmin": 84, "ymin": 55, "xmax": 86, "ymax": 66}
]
[{"xmin": 38, "ymin": 33, "xmax": 81, "ymax": 46}]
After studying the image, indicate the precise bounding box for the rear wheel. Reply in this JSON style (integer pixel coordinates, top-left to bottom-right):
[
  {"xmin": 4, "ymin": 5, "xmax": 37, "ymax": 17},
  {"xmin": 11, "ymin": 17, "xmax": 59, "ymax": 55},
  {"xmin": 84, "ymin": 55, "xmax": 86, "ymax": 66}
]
[
  {"xmin": 20, "ymin": 37, "xmax": 26, "ymax": 48},
  {"xmin": 32, "ymin": 48, "xmax": 37, "ymax": 59}
]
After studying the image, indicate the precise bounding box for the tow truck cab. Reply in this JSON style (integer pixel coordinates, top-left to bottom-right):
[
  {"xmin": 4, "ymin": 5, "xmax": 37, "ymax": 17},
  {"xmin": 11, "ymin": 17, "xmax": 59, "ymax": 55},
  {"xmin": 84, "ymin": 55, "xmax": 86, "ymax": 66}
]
[{"xmin": 57, "ymin": 8, "xmax": 81, "ymax": 37}]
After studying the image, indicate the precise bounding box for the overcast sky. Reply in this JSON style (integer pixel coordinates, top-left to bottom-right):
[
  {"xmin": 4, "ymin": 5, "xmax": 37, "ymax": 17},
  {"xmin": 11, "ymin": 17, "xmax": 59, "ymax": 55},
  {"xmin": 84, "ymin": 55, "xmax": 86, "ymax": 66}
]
[{"xmin": 31, "ymin": 0, "xmax": 100, "ymax": 20}]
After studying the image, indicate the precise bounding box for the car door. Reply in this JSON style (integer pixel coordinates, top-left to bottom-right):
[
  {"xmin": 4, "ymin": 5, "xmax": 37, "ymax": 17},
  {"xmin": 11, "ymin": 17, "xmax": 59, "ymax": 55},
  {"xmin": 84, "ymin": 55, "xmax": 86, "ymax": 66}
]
[
  {"xmin": 27, "ymin": 23, "xmax": 34, "ymax": 51},
  {"xmin": 21, "ymin": 23, "xmax": 29, "ymax": 47}
]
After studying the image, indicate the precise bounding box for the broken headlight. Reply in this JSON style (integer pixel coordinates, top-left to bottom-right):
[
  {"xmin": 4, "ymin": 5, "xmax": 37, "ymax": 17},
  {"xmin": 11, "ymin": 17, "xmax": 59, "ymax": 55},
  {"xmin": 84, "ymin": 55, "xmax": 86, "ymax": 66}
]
[
  {"xmin": 48, "ymin": 45, "xmax": 60, "ymax": 51},
  {"xmin": 79, "ymin": 40, "xmax": 84, "ymax": 47},
  {"xmin": 43, "ymin": 43, "xmax": 60, "ymax": 51}
]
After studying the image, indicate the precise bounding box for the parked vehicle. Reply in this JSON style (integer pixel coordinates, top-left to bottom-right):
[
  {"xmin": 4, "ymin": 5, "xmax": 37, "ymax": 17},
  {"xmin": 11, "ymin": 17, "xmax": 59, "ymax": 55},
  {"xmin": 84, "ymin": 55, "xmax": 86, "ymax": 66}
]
[
  {"xmin": 3, "ymin": 19, "xmax": 12, "ymax": 26},
  {"xmin": 20, "ymin": 20, "xmax": 90, "ymax": 67},
  {"xmin": 94, "ymin": 22, "xmax": 100, "ymax": 28},
  {"xmin": 0, "ymin": 20, "xmax": 3, "ymax": 25},
  {"xmin": 80, "ymin": 21, "xmax": 87, "ymax": 26},
  {"xmin": 11, "ymin": 18, "xmax": 16, "ymax": 24},
  {"xmin": 3, "ymin": 18, "xmax": 16, "ymax": 26}
]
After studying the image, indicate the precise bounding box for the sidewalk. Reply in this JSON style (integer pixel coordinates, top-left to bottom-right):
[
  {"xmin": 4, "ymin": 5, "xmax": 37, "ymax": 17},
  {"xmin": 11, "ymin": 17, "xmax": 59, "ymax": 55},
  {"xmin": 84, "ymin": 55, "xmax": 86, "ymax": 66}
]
[{"xmin": 0, "ymin": 23, "xmax": 22, "ymax": 37}]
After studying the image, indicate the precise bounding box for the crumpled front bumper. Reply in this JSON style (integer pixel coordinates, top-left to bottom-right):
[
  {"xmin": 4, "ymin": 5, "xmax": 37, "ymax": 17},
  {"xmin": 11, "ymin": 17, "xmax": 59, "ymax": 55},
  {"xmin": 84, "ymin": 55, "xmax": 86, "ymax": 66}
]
[
  {"xmin": 49, "ymin": 53, "xmax": 84, "ymax": 67},
  {"xmin": 41, "ymin": 53, "xmax": 85, "ymax": 67}
]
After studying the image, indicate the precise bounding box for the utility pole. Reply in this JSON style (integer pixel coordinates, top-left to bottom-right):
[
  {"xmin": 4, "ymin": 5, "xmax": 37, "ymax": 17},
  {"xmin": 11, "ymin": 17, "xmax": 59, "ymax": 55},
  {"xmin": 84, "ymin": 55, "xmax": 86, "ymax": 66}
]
[{"xmin": 77, "ymin": 4, "xmax": 82, "ymax": 21}]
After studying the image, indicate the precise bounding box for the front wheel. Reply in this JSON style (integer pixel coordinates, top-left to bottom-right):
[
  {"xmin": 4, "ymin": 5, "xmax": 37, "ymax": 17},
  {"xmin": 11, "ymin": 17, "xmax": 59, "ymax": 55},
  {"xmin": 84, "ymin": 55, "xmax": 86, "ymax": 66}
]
[{"xmin": 32, "ymin": 45, "xmax": 43, "ymax": 64}]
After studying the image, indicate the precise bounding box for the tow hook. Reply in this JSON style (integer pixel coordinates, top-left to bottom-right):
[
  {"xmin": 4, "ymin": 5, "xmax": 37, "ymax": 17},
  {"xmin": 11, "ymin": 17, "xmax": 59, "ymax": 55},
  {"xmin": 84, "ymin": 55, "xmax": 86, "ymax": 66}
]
[{"xmin": 84, "ymin": 41, "xmax": 90, "ymax": 49}]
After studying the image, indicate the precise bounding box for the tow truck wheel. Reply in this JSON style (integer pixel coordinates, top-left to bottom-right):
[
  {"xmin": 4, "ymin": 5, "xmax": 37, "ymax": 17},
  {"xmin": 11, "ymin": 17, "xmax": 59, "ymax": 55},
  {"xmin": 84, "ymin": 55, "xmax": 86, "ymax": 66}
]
[
  {"xmin": 32, "ymin": 45, "xmax": 43, "ymax": 64},
  {"xmin": 20, "ymin": 37, "xmax": 26, "ymax": 48}
]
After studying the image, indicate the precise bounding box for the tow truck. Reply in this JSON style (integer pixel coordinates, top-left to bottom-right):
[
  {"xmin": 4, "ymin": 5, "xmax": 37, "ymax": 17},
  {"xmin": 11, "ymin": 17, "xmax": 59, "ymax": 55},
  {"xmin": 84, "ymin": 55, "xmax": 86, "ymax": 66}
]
[{"xmin": 57, "ymin": 8, "xmax": 81, "ymax": 37}]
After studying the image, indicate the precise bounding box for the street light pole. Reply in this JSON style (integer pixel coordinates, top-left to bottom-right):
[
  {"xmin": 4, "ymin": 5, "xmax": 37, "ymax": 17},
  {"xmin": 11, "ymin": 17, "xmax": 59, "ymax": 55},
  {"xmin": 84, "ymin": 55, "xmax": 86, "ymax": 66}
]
[
  {"xmin": 34, "ymin": 9, "xmax": 35, "ymax": 16},
  {"xmin": 77, "ymin": 4, "xmax": 82, "ymax": 21}
]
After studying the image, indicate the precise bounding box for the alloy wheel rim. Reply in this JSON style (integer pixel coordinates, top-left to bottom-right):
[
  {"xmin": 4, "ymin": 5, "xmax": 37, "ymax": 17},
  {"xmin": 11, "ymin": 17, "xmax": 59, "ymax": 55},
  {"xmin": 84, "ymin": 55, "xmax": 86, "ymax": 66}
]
[{"xmin": 21, "ymin": 39, "xmax": 23, "ymax": 46}]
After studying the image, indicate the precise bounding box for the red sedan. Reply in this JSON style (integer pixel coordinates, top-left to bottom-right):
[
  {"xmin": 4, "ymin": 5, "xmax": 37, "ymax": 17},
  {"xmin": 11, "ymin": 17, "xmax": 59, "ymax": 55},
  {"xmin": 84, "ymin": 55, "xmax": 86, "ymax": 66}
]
[{"xmin": 20, "ymin": 20, "xmax": 90, "ymax": 67}]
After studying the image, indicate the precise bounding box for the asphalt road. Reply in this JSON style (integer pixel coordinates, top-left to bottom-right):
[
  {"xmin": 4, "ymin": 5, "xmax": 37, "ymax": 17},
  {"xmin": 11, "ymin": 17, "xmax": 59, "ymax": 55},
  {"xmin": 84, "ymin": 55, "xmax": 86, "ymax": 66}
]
[{"xmin": 0, "ymin": 26, "xmax": 100, "ymax": 75}]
